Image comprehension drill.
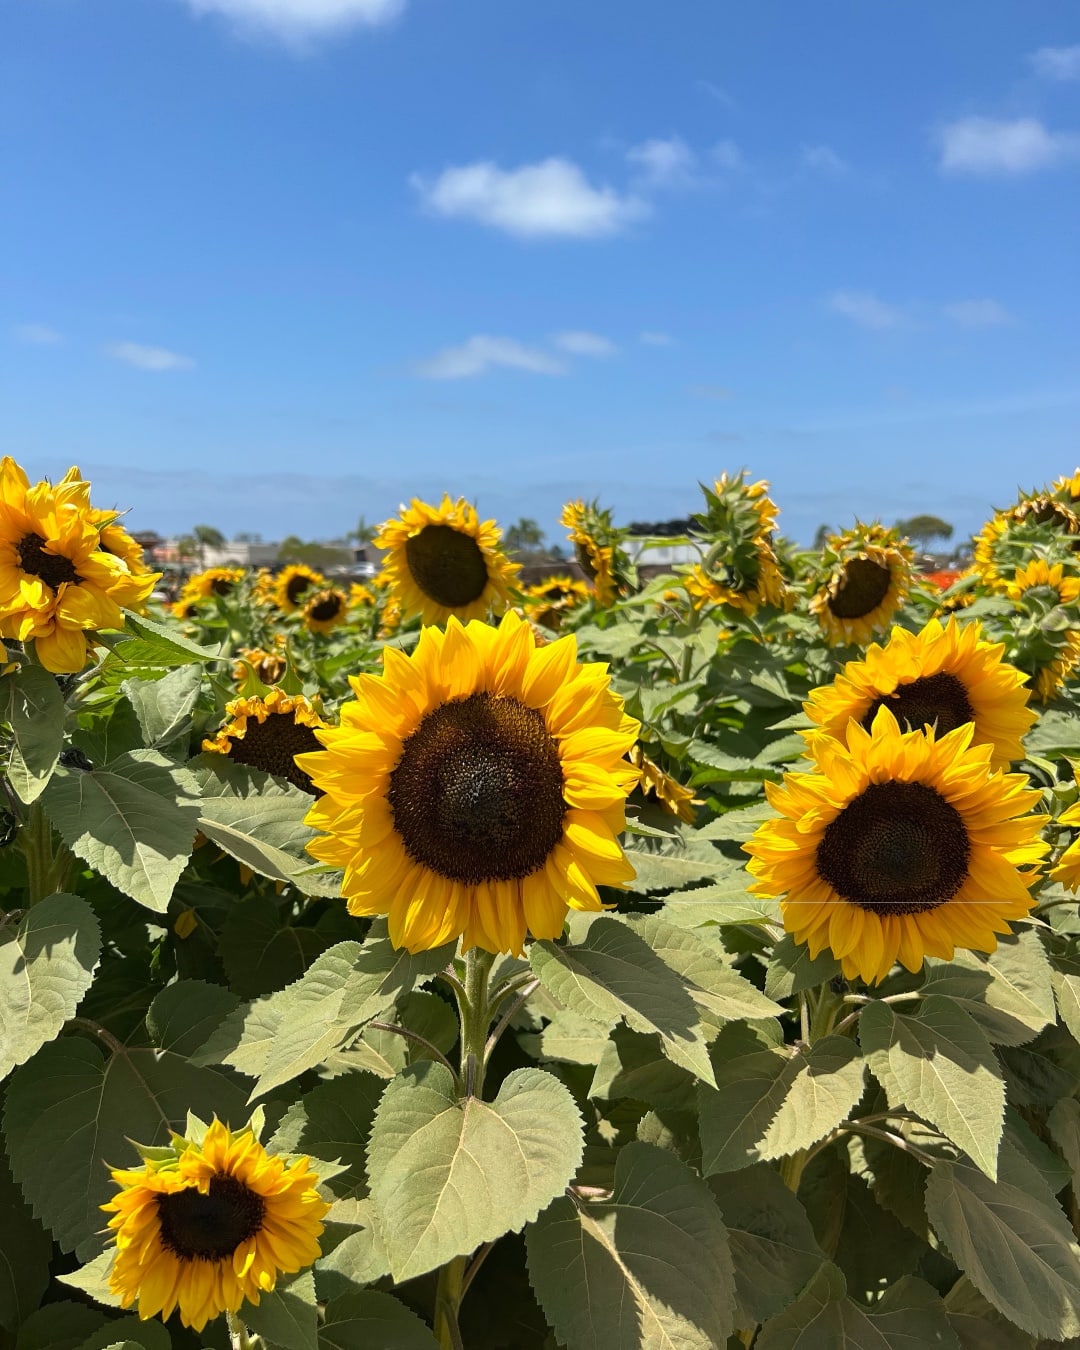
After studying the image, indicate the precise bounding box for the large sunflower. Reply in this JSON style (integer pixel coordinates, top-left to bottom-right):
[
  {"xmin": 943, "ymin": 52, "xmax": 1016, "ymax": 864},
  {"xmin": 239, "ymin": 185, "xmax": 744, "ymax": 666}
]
[
  {"xmin": 810, "ymin": 528, "xmax": 913, "ymax": 646},
  {"xmin": 103, "ymin": 1119, "xmax": 328, "ymax": 1332},
  {"xmin": 375, "ymin": 496, "xmax": 519, "ymax": 626},
  {"xmin": 302, "ymin": 587, "xmax": 348, "ymax": 635},
  {"xmin": 744, "ymin": 708, "xmax": 1047, "ymax": 984},
  {"xmin": 805, "ymin": 617, "xmax": 1035, "ymax": 769},
  {"xmin": 0, "ymin": 458, "xmax": 156, "ymax": 672},
  {"xmin": 298, "ymin": 610, "xmax": 640, "ymax": 954},
  {"xmin": 273, "ymin": 564, "xmax": 326, "ymax": 613},
  {"xmin": 203, "ymin": 689, "xmax": 326, "ymax": 794},
  {"xmin": 1005, "ymin": 559, "xmax": 1080, "ymax": 700}
]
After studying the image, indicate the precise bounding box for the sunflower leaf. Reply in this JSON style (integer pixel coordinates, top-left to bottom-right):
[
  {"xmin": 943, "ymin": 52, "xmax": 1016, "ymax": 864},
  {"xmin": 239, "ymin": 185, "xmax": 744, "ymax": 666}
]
[
  {"xmin": 921, "ymin": 930, "xmax": 1056, "ymax": 1047},
  {"xmin": 0, "ymin": 893, "xmax": 102, "ymax": 1081},
  {"xmin": 0, "ymin": 1151, "xmax": 51, "ymax": 1333},
  {"xmin": 765, "ymin": 935, "xmax": 843, "ymax": 1000},
  {"xmin": 318, "ymin": 1290, "xmax": 440, "ymax": 1350},
  {"xmin": 367, "ymin": 1063, "xmax": 584, "ymax": 1282},
  {"xmin": 120, "ymin": 665, "xmax": 203, "ymax": 755},
  {"xmin": 859, "ymin": 996, "xmax": 1005, "ymax": 1178},
  {"xmin": 241, "ymin": 1267, "xmax": 318, "ymax": 1350},
  {"xmin": 525, "ymin": 1141, "xmax": 735, "ymax": 1350},
  {"xmin": 2, "ymin": 662, "xmax": 66, "ymax": 803},
  {"xmin": 269, "ymin": 1075, "xmax": 386, "ymax": 1200}
]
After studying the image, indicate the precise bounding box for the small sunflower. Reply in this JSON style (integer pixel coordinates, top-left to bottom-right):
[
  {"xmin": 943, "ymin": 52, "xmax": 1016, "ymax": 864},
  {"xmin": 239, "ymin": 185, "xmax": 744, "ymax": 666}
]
[
  {"xmin": 173, "ymin": 566, "xmax": 244, "ymax": 616},
  {"xmin": 233, "ymin": 641, "xmax": 287, "ymax": 687},
  {"xmin": 1052, "ymin": 801, "xmax": 1080, "ymax": 891},
  {"xmin": 203, "ymin": 689, "xmax": 326, "ymax": 794},
  {"xmin": 273, "ymin": 564, "xmax": 326, "ymax": 613},
  {"xmin": 302, "ymin": 587, "xmax": 348, "ymax": 635},
  {"xmin": 0, "ymin": 457, "xmax": 156, "ymax": 673},
  {"xmin": 524, "ymin": 574, "xmax": 590, "ymax": 630},
  {"xmin": 375, "ymin": 496, "xmax": 518, "ymax": 626},
  {"xmin": 744, "ymin": 708, "xmax": 1047, "ymax": 984},
  {"xmin": 683, "ymin": 472, "xmax": 787, "ymax": 616},
  {"xmin": 349, "ymin": 582, "xmax": 376, "ymax": 610},
  {"xmin": 805, "ymin": 617, "xmax": 1035, "ymax": 769},
  {"xmin": 560, "ymin": 500, "xmax": 631, "ymax": 607},
  {"xmin": 630, "ymin": 745, "xmax": 698, "ymax": 823},
  {"xmin": 1005, "ymin": 559, "xmax": 1080, "ymax": 701},
  {"xmin": 810, "ymin": 526, "xmax": 913, "ymax": 645},
  {"xmin": 103, "ymin": 1119, "xmax": 329, "ymax": 1332},
  {"xmin": 299, "ymin": 610, "xmax": 640, "ymax": 954}
]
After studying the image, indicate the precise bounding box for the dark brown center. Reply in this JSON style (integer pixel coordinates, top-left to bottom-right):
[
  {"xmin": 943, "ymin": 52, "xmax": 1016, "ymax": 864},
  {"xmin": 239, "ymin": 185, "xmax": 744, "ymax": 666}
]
[
  {"xmin": 574, "ymin": 541, "xmax": 598, "ymax": 582},
  {"xmin": 828, "ymin": 557, "xmax": 893, "ymax": 620},
  {"xmin": 1019, "ymin": 499, "xmax": 1077, "ymax": 533},
  {"xmin": 816, "ymin": 780, "xmax": 970, "ymax": 915},
  {"xmin": 308, "ymin": 593, "xmax": 343, "ymax": 622},
  {"xmin": 225, "ymin": 711, "xmax": 322, "ymax": 794},
  {"xmin": 405, "ymin": 524, "xmax": 489, "ymax": 608},
  {"xmin": 286, "ymin": 572, "xmax": 316, "ymax": 605},
  {"xmin": 861, "ymin": 672, "xmax": 976, "ymax": 739},
  {"xmin": 16, "ymin": 533, "xmax": 80, "ymax": 591},
  {"xmin": 388, "ymin": 692, "xmax": 566, "ymax": 883},
  {"xmin": 156, "ymin": 1173, "xmax": 265, "ymax": 1262},
  {"xmin": 210, "ymin": 577, "xmax": 235, "ymax": 596}
]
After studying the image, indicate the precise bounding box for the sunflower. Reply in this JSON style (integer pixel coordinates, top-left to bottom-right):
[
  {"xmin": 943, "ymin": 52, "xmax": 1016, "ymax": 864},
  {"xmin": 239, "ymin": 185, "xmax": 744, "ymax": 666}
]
[
  {"xmin": 103, "ymin": 1119, "xmax": 329, "ymax": 1332},
  {"xmin": 173, "ymin": 566, "xmax": 244, "ymax": 616},
  {"xmin": 744, "ymin": 708, "xmax": 1047, "ymax": 984},
  {"xmin": 1052, "ymin": 802, "xmax": 1080, "ymax": 891},
  {"xmin": 630, "ymin": 745, "xmax": 698, "ymax": 823},
  {"xmin": 273, "ymin": 564, "xmax": 325, "ymax": 613},
  {"xmin": 1005, "ymin": 559, "xmax": 1080, "ymax": 700},
  {"xmin": 683, "ymin": 473, "xmax": 787, "ymax": 616},
  {"xmin": 1053, "ymin": 470, "xmax": 1080, "ymax": 505},
  {"xmin": 974, "ymin": 498, "xmax": 1080, "ymax": 590},
  {"xmin": 559, "ymin": 500, "xmax": 632, "ymax": 607},
  {"xmin": 524, "ymin": 574, "xmax": 590, "ymax": 630},
  {"xmin": 683, "ymin": 549, "xmax": 787, "ymax": 615},
  {"xmin": 233, "ymin": 641, "xmax": 287, "ymax": 687},
  {"xmin": 0, "ymin": 458, "xmax": 156, "ymax": 673},
  {"xmin": 805, "ymin": 617, "xmax": 1035, "ymax": 769},
  {"xmin": 375, "ymin": 496, "xmax": 518, "ymax": 626},
  {"xmin": 203, "ymin": 689, "xmax": 326, "ymax": 794},
  {"xmin": 810, "ymin": 527, "xmax": 913, "ymax": 646},
  {"xmin": 302, "ymin": 587, "xmax": 348, "ymax": 635},
  {"xmin": 298, "ymin": 610, "xmax": 640, "ymax": 954},
  {"xmin": 349, "ymin": 582, "xmax": 376, "ymax": 610}
]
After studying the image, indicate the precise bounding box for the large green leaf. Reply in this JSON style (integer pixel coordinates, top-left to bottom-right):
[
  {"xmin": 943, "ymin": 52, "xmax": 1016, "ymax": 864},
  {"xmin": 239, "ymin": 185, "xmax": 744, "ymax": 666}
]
[
  {"xmin": 0, "ymin": 1152, "xmax": 51, "ymax": 1332},
  {"xmin": 12, "ymin": 1301, "xmax": 109, "ymax": 1350},
  {"xmin": 526, "ymin": 1141, "xmax": 735, "ymax": 1350},
  {"xmin": 925, "ymin": 1151, "xmax": 1080, "ymax": 1340},
  {"xmin": 1052, "ymin": 969, "xmax": 1080, "ymax": 1043},
  {"xmin": 589, "ymin": 1026, "xmax": 697, "ymax": 1111},
  {"xmin": 765, "ymin": 936, "xmax": 842, "ymax": 1001},
  {"xmin": 943, "ymin": 1278, "xmax": 1037, "ymax": 1350},
  {"xmin": 340, "ymin": 920, "xmax": 456, "ymax": 1027},
  {"xmin": 3, "ymin": 663, "xmax": 65, "ymax": 803},
  {"xmin": 530, "ymin": 919, "xmax": 714, "ymax": 1084},
  {"xmin": 1047, "ymin": 1097, "xmax": 1080, "ymax": 1206},
  {"xmin": 270, "ymin": 1075, "xmax": 386, "ymax": 1199},
  {"xmin": 241, "ymin": 1268, "xmax": 317, "ymax": 1350},
  {"xmin": 921, "ymin": 931, "xmax": 1055, "ymax": 1047},
  {"xmin": 111, "ymin": 611, "xmax": 222, "ymax": 668},
  {"xmin": 699, "ymin": 1032, "xmax": 865, "ymax": 1173},
  {"xmin": 315, "ymin": 1199, "xmax": 391, "ymax": 1297},
  {"xmin": 77, "ymin": 1318, "xmax": 171, "ymax": 1350},
  {"xmin": 42, "ymin": 752, "xmax": 200, "ymax": 911},
  {"xmin": 3, "ymin": 1034, "xmax": 246, "ymax": 1258},
  {"xmin": 367, "ymin": 1062, "xmax": 583, "ymax": 1281},
  {"xmin": 860, "ymin": 996, "xmax": 1004, "ymax": 1178},
  {"xmin": 121, "ymin": 666, "xmax": 202, "ymax": 754},
  {"xmin": 318, "ymin": 1290, "xmax": 440, "ymax": 1350},
  {"xmin": 0, "ymin": 893, "xmax": 101, "ymax": 1080},
  {"xmin": 756, "ymin": 1267, "xmax": 959, "ymax": 1349},
  {"xmin": 219, "ymin": 895, "xmax": 331, "ymax": 998},
  {"xmin": 144, "ymin": 979, "xmax": 240, "ymax": 1057}
]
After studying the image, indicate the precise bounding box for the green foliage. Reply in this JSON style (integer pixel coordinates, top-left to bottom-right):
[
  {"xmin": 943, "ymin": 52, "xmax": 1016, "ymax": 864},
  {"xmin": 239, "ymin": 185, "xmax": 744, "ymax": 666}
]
[{"xmin": 2, "ymin": 662, "xmax": 66, "ymax": 802}]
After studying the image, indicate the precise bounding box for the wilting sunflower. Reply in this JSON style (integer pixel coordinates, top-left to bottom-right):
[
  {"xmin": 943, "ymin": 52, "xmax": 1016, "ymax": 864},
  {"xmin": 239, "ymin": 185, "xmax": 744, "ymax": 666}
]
[
  {"xmin": 375, "ymin": 496, "xmax": 519, "ymax": 626},
  {"xmin": 103, "ymin": 1119, "xmax": 328, "ymax": 1332},
  {"xmin": 203, "ymin": 689, "xmax": 326, "ymax": 794},
  {"xmin": 630, "ymin": 745, "xmax": 698, "ymax": 823},
  {"xmin": 810, "ymin": 526, "xmax": 913, "ymax": 646},
  {"xmin": 524, "ymin": 574, "xmax": 590, "ymax": 630},
  {"xmin": 683, "ymin": 549, "xmax": 787, "ymax": 615},
  {"xmin": 1005, "ymin": 558, "xmax": 1080, "ymax": 700},
  {"xmin": 805, "ymin": 617, "xmax": 1035, "ymax": 769},
  {"xmin": 975, "ymin": 497, "xmax": 1080, "ymax": 590},
  {"xmin": 233, "ymin": 641, "xmax": 287, "ymax": 688},
  {"xmin": 273, "ymin": 564, "xmax": 325, "ymax": 613},
  {"xmin": 683, "ymin": 472, "xmax": 787, "ymax": 616},
  {"xmin": 0, "ymin": 458, "xmax": 156, "ymax": 672},
  {"xmin": 1052, "ymin": 802, "xmax": 1080, "ymax": 891},
  {"xmin": 299, "ymin": 610, "xmax": 640, "ymax": 954},
  {"xmin": 302, "ymin": 587, "xmax": 348, "ymax": 634},
  {"xmin": 744, "ymin": 708, "xmax": 1047, "ymax": 984},
  {"xmin": 173, "ymin": 566, "xmax": 244, "ymax": 616},
  {"xmin": 561, "ymin": 501, "xmax": 618, "ymax": 606}
]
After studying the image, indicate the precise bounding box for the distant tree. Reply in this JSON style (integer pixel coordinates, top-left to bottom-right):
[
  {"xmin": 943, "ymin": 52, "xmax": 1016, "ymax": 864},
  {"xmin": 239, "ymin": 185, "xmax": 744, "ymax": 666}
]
[
  {"xmin": 175, "ymin": 535, "xmax": 197, "ymax": 564},
  {"xmin": 504, "ymin": 517, "xmax": 546, "ymax": 558},
  {"xmin": 812, "ymin": 524, "xmax": 834, "ymax": 550},
  {"xmin": 348, "ymin": 517, "xmax": 376, "ymax": 546},
  {"xmin": 895, "ymin": 515, "xmax": 954, "ymax": 549},
  {"xmin": 193, "ymin": 524, "xmax": 226, "ymax": 568},
  {"xmin": 234, "ymin": 531, "xmax": 262, "ymax": 544},
  {"xmin": 278, "ymin": 536, "xmax": 350, "ymax": 569}
]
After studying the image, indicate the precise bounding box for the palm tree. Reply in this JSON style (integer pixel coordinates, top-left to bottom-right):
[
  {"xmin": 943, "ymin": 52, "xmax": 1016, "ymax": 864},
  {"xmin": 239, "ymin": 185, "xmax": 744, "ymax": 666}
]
[{"xmin": 193, "ymin": 524, "xmax": 225, "ymax": 569}]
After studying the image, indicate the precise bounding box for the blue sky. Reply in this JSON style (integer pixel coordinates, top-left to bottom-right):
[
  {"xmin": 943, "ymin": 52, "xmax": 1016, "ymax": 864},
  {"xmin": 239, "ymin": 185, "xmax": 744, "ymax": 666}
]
[{"xmin": 2, "ymin": 0, "xmax": 1078, "ymax": 547}]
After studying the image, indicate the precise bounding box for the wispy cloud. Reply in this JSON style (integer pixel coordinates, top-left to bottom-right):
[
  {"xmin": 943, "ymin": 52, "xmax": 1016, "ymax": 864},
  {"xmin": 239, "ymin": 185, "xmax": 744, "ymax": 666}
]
[
  {"xmin": 553, "ymin": 331, "xmax": 616, "ymax": 357},
  {"xmin": 802, "ymin": 144, "xmax": 848, "ymax": 175},
  {"xmin": 828, "ymin": 290, "xmax": 904, "ymax": 329},
  {"xmin": 943, "ymin": 298, "xmax": 1013, "ymax": 327},
  {"xmin": 639, "ymin": 331, "xmax": 673, "ymax": 347},
  {"xmin": 1029, "ymin": 45, "xmax": 1080, "ymax": 81},
  {"xmin": 106, "ymin": 341, "xmax": 195, "ymax": 371},
  {"xmin": 696, "ymin": 80, "xmax": 736, "ymax": 109},
  {"xmin": 414, "ymin": 336, "xmax": 565, "ymax": 380},
  {"xmin": 938, "ymin": 116, "xmax": 1080, "ymax": 175},
  {"xmin": 411, "ymin": 158, "xmax": 647, "ymax": 239},
  {"xmin": 712, "ymin": 139, "xmax": 743, "ymax": 170},
  {"xmin": 626, "ymin": 136, "xmax": 698, "ymax": 189},
  {"xmin": 14, "ymin": 322, "xmax": 63, "ymax": 345},
  {"xmin": 183, "ymin": 0, "xmax": 405, "ymax": 40}
]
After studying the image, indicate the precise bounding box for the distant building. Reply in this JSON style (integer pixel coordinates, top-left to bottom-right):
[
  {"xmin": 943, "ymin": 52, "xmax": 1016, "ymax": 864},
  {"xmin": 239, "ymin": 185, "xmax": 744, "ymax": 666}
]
[
  {"xmin": 202, "ymin": 541, "xmax": 281, "ymax": 568},
  {"xmin": 626, "ymin": 519, "xmax": 699, "ymax": 569}
]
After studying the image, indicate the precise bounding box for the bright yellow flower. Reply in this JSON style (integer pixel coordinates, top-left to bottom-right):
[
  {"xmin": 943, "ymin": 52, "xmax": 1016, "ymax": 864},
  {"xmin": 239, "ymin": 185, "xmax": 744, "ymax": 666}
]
[
  {"xmin": 172, "ymin": 566, "xmax": 244, "ymax": 617},
  {"xmin": 523, "ymin": 574, "xmax": 590, "ymax": 630},
  {"xmin": 630, "ymin": 746, "xmax": 698, "ymax": 823},
  {"xmin": 302, "ymin": 587, "xmax": 348, "ymax": 634},
  {"xmin": 810, "ymin": 530, "xmax": 913, "ymax": 645},
  {"xmin": 273, "ymin": 564, "xmax": 325, "ymax": 613},
  {"xmin": 560, "ymin": 501, "xmax": 620, "ymax": 606},
  {"xmin": 103, "ymin": 1120, "xmax": 328, "ymax": 1332},
  {"xmin": 233, "ymin": 639, "xmax": 287, "ymax": 687},
  {"xmin": 299, "ymin": 610, "xmax": 640, "ymax": 954},
  {"xmin": 744, "ymin": 708, "xmax": 1047, "ymax": 984},
  {"xmin": 1006, "ymin": 559, "xmax": 1080, "ymax": 700},
  {"xmin": 1052, "ymin": 801, "xmax": 1080, "ymax": 891},
  {"xmin": 203, "ymin": 689, "xmax": 326, "ymax": 795}
]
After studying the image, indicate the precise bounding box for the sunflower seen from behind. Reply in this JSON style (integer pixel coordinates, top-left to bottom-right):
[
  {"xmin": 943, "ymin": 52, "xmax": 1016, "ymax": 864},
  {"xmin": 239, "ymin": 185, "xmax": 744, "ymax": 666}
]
[
  {"xmin": 744, "ymin": 707, "xmax": 1047, "ymax": 984},
  {"xmin": 299, "ymin": 610, "xmax": 640, "ymax": 954},
  {"xmin": 1004, "ymin": 558, "xmax": 1080, "ymax": 701},
  {"xmin": 375, "ymin": 495, "xmax": 518, "ymax": 626},
  {"xmin": 103, "ymin": 1119, "xmax": 328, "ymax": 1332}
]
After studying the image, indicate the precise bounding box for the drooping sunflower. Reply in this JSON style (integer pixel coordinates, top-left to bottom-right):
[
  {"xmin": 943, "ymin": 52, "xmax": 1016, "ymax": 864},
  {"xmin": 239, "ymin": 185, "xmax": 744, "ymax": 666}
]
[
  {"xmin": 203, "ymin": 689, "xmax": 326, "ymax": 794},
  {"xmin": 630, "ymin": 745, "xmax": 698, "ymax": 823},
  {"xmin": 273, "ymin": 564, "xmax": 326, "ymax": 613},
  {"xmin": 744, "ymin": 708, "xmax": 1047, "ymax": 984},
  {"xmin": 560, "ymin": 501, "xmax": 617, "ymax": 606},
  {"xmin": 302, "ymin": 587, "xmax": 348, "ymax": 635},
  {"xmin": 0, "ymin": 457, "xmax": 156, "ymax": 672},
  {"xmin": 683, "ymin": 472, "xmax": 787, "ymax": 616},
  {"xmin": 524, "ymin": 574, "xmax": 590, "ymax": 630},
  {"xmin": 1005, "ymin": 558, "xmax": 1080, "ymax": 700},
  {"xmin": 805, "ymin": 617, "xmax": 1035, "ymax": 769},
  {"xmin": 103, "ymin": 1119, "xmax": 329, "ymax": 1332},
  {"xmin": 375, "ymin": 496, "xmax": 519, "ymax": 626},
  {"xmin": 298, "ymin": 610, "xmax": 640, "ymax": 954},
  {"xmin": 173, "ymin": 566, "xmax": 244, "ymax": 616},
  {"xmin": 810, "ymin": 525, "xmax": 913, "ymax": 646},
  {"xmin": 233, "ymin": 641, "xmax": 287, "ymax": 688}
]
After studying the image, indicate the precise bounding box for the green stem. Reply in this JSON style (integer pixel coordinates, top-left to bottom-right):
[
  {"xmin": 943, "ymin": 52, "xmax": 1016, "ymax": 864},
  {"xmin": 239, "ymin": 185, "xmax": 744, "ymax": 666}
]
[
  {"xmin": 19, "ymin": 800, "xmax": 68, "ymax": 904},
  {"xmin": 226, "ymin": 1308, "xmax": 258, "ymax": 1350},
  {"xmin": 433, "ymin": 1256, "xmax": 467, "ymax": 1350}
]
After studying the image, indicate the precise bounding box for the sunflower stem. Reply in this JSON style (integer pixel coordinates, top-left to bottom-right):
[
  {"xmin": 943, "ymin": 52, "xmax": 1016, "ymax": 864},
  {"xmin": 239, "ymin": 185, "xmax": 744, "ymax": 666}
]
[
  {"xmin": 433, "ymin": 1257, "xmax": 467, "ymax": 1350},
  {"xmin": 19, "ymin": 799, "xmax": 67, "ymax": 905},
  {"xmin": 226, "ymin": 1309, "xmax": 257, "ymax": 1350}
]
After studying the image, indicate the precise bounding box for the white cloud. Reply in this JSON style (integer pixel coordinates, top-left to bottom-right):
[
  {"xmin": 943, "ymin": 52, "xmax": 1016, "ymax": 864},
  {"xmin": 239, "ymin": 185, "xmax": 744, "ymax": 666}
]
[
  {"xmin": 106, "ymin": 342, "xmax": 195, "ymax": 371},
  {"xmin": 802, "ymin": 144, "xmax": 848, "ymax": 174},
  {"xmin": 183, "ymin": 0, "xmax": 404, "ymax": 39},
  {"xmin": 14, "ymin": 323, "xmax": 63, "ymax": 345},
  {"xmin": 828, "ymin": 291, "xmax": 904, "ymax": 329},
  {"xmin": 411, "ymin": 158, "xmax": 647, "ymax": 239},
  {"xmin": 712, "ymin": 139, "xmax": 743, "ymax": 169},
  {"xmin": 626, "ymin": 136, "xmax": 698, "ymax": 188},
  {"xmin": 553, "ymin": 331, "xmax": 616, "ymax": 357},
  {"xmin": 1030, "ymin": 45, "xmax": 1080, "ymax": 81},
  {"xmin": 414, "ymin": 336, "xmax": 565, "ymax": 380},
  {"xmin": 938, "ymin": 116, "xmax": 1080, "ymax": 174},
  {"xmin": 639, "ymin": 331, "xmax": 673, "ymax": 346},
  {"xmin": 943, "ymin": 298, "xmax": 1013, "ymax": 327}
]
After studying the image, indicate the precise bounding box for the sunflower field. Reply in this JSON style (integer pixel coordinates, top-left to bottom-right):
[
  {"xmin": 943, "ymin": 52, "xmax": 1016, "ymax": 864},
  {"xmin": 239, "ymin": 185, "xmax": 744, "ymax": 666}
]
[{"xmin": 5, "ymin": 457, "xmax": 1080, "ymax": 1350}]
